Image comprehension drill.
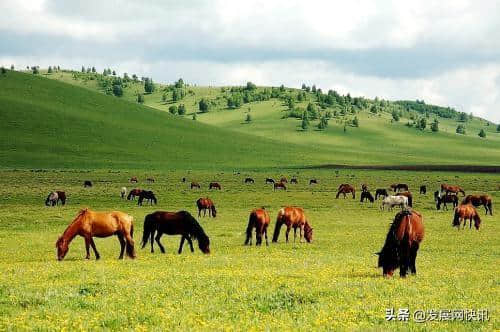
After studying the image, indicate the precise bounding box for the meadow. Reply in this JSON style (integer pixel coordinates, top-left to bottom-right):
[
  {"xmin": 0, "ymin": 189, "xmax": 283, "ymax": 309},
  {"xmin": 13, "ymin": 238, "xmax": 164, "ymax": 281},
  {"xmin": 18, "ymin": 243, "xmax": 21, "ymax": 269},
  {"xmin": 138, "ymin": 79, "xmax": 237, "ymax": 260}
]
[{"xmin": 0, "ymin": 168, "xmax": 498, "ymax": 330}]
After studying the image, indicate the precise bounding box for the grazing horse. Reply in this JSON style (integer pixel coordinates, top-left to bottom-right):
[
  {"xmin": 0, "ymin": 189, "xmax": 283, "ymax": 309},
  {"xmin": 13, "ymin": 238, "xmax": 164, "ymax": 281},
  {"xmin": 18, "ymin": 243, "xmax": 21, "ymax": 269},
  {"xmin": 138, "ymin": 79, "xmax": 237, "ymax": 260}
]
[
  {"xmin": 375, "ymin": 189, "xmax": 388, "ymax": 200},
  {"xmin": 83, "ymin": 180, "xmax": 92, "ymax": 188},
  {"xmin": 360, "ymin": 191, "xmax": 374, "ymax": 203},
  {"xmin": 274, "ymin": 182, "xmax": 287, "ymax": 191},
  {"xmin": 419, "ymin": 185, "xmax": 427, "ymax": 195},
  {"xmin": 182, "ymin": 177, "xmax": 186, "ymax": 183},
  {"xmin": 191, "ymin": 182, "xmax": 201, "ymax": 189},
  {"xmin": 209, "ymin": 182, "xmax": 221, "ymax": 190},
  {"xmin": 45, "ymin": 191, "xmax": 59, "ymax": 206},
  {"xmin": 120, "ymin": 187, "xmax": 127, "ymax": 199},
  {"xmin": 390, "ymin": 183, "xmax": 408, "ymax": 192},
  {"xmin": 336, "ymin": 184, "xmax": 355, "ymax": 199},
  {"xmin": 146, "ymin": 177, "xmax": 155, "ymax": 183},
  {"xmin": 245, "ymin": 177, "xmax": 255, "ymax": 184},
  {"xmin": 265, "ymin": 178, "xmax": 275, "ymax": 184},
  {"xmin": 56, "ymin": 191, "xmax": 66, "ymax": 205},
  {"xmin": 361, "ymin": 184, "xmax": 368, "ymax": 192},
  {"xmin": 280, "ymin": 177, "xmax": 288, "ymax": 183},
  {"xmin": 127, "ymin": 188, "xmax": 142, "ymax": 200},
  {"xmin": 309, "ymin": 179, "xmax": 317, "ymax": 185},
  {"xmin": 272, "ymin": 207, "xmax": 313, "ymax": 243},
  {"xmin": 245, "ymin": 208, "xmax": 270, "ymax": 246},
  {"xmin": 56, "ymin": 208, "xmax": 135, "ymax": 261},
  {"xmin": 381, "ymin": 195, "xmax": 408, "ymax": 211},
  {"xmin": 138, "ymin": 190, "xmax": 157, "ymax": 206},
  {"xmin": 291, "ymin": 178, "xmax": 298, "ymax": 184},
  {"xmin": 434, "ymin": 191, "xmax": 458, "ymax": 210},
  {"xmin": 462, "ymin": 194, "xmax": 493, "ymax": 215},
  {"xmin": 396, "ymin": 191, "xmax": 413, "ymax": 207},
  {"xmin": 130, "ymin": 177, "xmax": 138, "ymax": 183},
  {"xmin": 196, "ymin": 198, "xmax": 217, "ymax": 218},
  {"xmin": 453, "ymin": 204, "xmax": 481, "ymax": 230},
  {"xmin": 141, "ymin": 211, "xmax": 210, "ymax": 254},
  {"xmin": 441, "ymin": 183, "xmax": 465, "ymax": 196},
  {"xmin": 376, "ymin": 209, "xmax": 424, "ymax": 277}
]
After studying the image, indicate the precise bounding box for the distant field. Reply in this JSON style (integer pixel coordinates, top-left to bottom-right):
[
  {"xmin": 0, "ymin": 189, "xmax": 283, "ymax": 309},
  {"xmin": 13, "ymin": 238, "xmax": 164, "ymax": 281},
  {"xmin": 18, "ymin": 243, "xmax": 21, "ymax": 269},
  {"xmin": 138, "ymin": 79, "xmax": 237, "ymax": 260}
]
[{"xmin": 0, "ymin": 169, "xmax": 498, "ymax": 330}]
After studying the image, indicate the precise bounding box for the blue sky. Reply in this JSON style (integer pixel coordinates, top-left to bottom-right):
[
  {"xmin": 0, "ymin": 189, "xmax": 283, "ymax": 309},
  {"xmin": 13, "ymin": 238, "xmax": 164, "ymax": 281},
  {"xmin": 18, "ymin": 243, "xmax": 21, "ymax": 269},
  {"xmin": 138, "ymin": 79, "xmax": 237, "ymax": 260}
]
[{"xmin": 1, "ymin": 0, "xmax": 499, "ymax": 122}]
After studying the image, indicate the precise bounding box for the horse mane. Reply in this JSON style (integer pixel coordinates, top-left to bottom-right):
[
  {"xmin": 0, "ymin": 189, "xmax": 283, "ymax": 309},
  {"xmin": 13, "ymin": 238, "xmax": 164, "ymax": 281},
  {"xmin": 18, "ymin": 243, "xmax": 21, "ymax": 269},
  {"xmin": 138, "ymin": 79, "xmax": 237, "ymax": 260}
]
[
  {"xmin": 179, "ymin": 211, "xmax": 210, "ymax": 251},
  {"xmin": 378, "ymin": 210, "xmax": 412, "ymax": 268},
  {"xmin": 272, "ymin": 208, "xmax": 285, "ymax": 242}
]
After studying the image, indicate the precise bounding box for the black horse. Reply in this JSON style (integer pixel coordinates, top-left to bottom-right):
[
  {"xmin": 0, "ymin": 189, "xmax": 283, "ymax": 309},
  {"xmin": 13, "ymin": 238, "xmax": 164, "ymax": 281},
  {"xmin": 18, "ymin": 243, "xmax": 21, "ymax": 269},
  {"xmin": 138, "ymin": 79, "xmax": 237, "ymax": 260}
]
[
  {"xmin": 138, "ymin": 190, "xmax": 157, "ymax": 206},
  {"xmin": 244, "ymin": 177, "xmax": 255, "ymax": 184},
  {"xmin": 375, "ymin": 189, "xmax": 388, "ymax": 200},
  {"xmin": 360, "ymin": 191, "xmax": 374, "ymax": 203},
  {"xmin": 83, "ymin": 180, "xmax": 92, "ymax": 188},
  {"xmin": 265, "ymin": 178, "xmax": 275, "ymax": 184},
  {"xmin": 309, "ymin": 179, "xmax": 317, "ymax": 185},
  {"xmin": 419, "ymin": 185, "xmax": 427, "ymax": 195},
  {"xmin": 291, "ymin": 178, "xmax": 298, "ymax": 184},
  {"xmin": 434, "ymin": 191, "xmax": 458, "ymax": 210},
  {"xmin": 141, "ymin": 211, "xmax": 210, "ymax": 254}
]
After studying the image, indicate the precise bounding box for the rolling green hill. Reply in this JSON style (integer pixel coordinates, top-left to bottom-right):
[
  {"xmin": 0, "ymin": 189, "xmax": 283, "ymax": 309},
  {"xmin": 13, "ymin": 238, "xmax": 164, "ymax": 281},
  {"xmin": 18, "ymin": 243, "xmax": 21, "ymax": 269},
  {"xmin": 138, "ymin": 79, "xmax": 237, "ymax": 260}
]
[{"xmin": 1, "ymin": 69, "xmax": 499, "ymax": 170}]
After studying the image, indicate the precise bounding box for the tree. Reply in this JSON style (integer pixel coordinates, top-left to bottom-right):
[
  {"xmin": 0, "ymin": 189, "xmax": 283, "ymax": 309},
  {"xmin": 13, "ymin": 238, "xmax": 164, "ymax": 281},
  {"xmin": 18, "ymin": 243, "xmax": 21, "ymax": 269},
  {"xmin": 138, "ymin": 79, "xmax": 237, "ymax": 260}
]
[
  {"xmin": 199, "ymin": 98, "xmax": 209, "ymax": 113},
  {"xmin": 418, "ymin": 117, "xmax": 427, "ymax": 130},
  {"xmin": 48, "ymin": 66, "xmax": 53, "ymax": 73},
  {"xmin": 178, "ymin": 104, "xmax": 186, "ymax": 115},
  {"xmin": 81, "ymin": 66, "xmax": 85, "ymax": 72},
  {"xmin": 10, "ymin": 64, "xmax": 14, "ymax": 70},
  {"xmin": 246, "ymin": 81, "xmax": 257, "ymax": 90},
  {"xmin": 112, "ymin": 84, "xmax": 123, "ymax": 97},
  {"xmin": 352, "ymin": 116, "xmax": 359, "ymax": 127},
  {"xmin": 31, "ymin": 66, "xmax": 39, "ymax": 74},
  {"xmin": 301, "ymin": 83, "xmax": 306, "ymax": 90},
  {"xmin": 431, "ymin": 119, "xmax": 439, "ymax": 132},
  {"xmin": 91, "ymin": 66, "xmax": 96, "ymax": 73},
  {"xmin": 144, "ymin": 78, "xmax": 155, "ymax": 93},
  {"xmin": 306, "ymin": 103, "xmax": 317, "ymax": 119},
  {"xmin": 392, "ymin": 110, "xmax": 400, "ymax": 122},
  {"xmin": 169, "ymin": 105, "xmax": 178, "ymax": 115},
  {"xmin": 497, "ymin": 124, "xmax": 500, "ymax": 132},
  {"xmin": 174, "ymin": 78, "xmax": 184, "ymax": 88},
  {"xmin": 103, "ymin": 69, "xmax": 108, "ymax": 76},
  {"xmin": 137, "ymin": 94, "xmax": 144, "ymax": 104},
  {"xmin": 245, "ymin": 113, "xmax": 252, "ymax": 123},
  {"xmin": 458, "ymin": 112, "xmax": 468, "ymax": 122},
  {"xmin": 192, "ymin": 113, "xmax": 197, "ymax": 120},
  {"xmin": 478, "ymin": 129, "xmax": 486, "ymax": 138},
  {"xmin": 172, "ymin": 88, "xmax": 185, "ymax": 102},
  {"xmin": 0, "ymin": 67, "xmax": 6, "ymax": 74},
  {"xmin": 318, "ymin": 116, "xmax": 328, "ymax": 130},
  {"xmin": 112, "ymin": 70, "xmax": 116, "ymax": 76},
  {"xmin": 456, "ymin": 124, "xmax": 466, "ymax": 134},
  {"xmin": 311, "ymin": 84, "xmax": 316, "ymax": 93}
]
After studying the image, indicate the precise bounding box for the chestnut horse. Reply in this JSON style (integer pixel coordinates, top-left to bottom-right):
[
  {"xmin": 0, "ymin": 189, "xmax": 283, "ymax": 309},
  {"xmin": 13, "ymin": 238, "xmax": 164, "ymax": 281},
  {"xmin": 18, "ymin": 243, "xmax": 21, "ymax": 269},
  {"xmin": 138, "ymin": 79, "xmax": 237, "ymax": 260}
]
[
  {"xmin": 336, "ymin": 184, "xmax": 355, "ymax": 199},
  {"xmin": 196, "ymin": 197, "xmax": 217, "ymax": 217},
  {"xmin": 130, "ymin": 176, "xmax": 138, "ymax": 183},
  {"xmin": 245, "ymin": 208, "xmax": 270, "ymax": 246},
  {"xmin": 453, "ymin": 204, "xmax": 481, "ymax": 230},
  {"xmin": 280, "ymin": 177, "xmax": 288, "ymax": 183},
  {"xmin": 209, "ymin": 182, "xmax": 221, "ymax": 190},
  {"xmin": 441, "ymin": 183, "xmax": 465, "ymax": 196},
  {"xmin": 141, "ymin": 211, "xmax": 210, "ymax": 254},
  {"xmin": 463, "ymin": 194, "xmax": 493, "ymax": 215},
  {"xmin": 377, "ymin": 209, "xmax": 424, "ymax": 278},
  {"xmin": 55, "ymin": 208, "xmax": 135, "ymax": 260},
  {"xmin": 272, "ymin": 207, "xmax": 313, "ymax": 243},
  {"xmin": 396, "ymin": 191, "xmax": 413, "ymax": 207},
  {"xmin": 274, "ymin": 182, "xmax": 287, "ymax": 191},
  {"xmin": 127, "ymin": 188, "xmax": 142, "ymax": 200},
  {"xmin": 191, "ymin": 182, "xmax": 201, "ymax": 189}
]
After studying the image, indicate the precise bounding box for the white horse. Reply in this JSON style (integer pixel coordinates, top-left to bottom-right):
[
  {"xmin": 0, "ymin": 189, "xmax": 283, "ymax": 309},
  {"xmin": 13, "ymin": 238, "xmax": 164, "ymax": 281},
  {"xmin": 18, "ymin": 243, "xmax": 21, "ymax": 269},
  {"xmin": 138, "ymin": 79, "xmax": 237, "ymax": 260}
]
[
  {"xmin": 120, "ymin": 187, "xmax": 127, "ymax": 199},
  {"xmin": 381, "ymin": 195, "xmax": 408, "ymax": 211},
  {"xmin": 45, "ymin": 191, "xmax": 58, "ymax": 206}
]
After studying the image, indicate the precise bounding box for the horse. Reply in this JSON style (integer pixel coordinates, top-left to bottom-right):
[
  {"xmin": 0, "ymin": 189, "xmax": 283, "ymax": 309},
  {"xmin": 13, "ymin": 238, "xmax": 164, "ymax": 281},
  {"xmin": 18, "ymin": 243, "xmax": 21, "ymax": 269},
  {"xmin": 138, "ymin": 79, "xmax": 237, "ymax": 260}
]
[
  {"xmin": 196, "ymin": 198, "xmax": 217, "ymax": 218},
  {"xmin": 441, "ymin": 183, "xmax": 465, "ymax": 196},
  {"xmin": 280, "ymin": 177, "xmax": 288, "ymax": 183},
  {"xmin": 361, "ymin": 184, "xmax": 368, "ymax": 192},
  {"xmin": 274, "ymin": 182, "xmax": 287, "ymax": 191},
  {"xmin": 120, "ymin": 187, "xmax": 127, "ymax": 199},
  {"xmin": 244, "ymin": 208, "xmax": 270, "ymax": 246},
  {"xmin": 434, "ymin": 191, "xmax": 458, "ymax": 210},
  {"xmin": 390, "ymin": 183, "xmax": 408, "ymax": 192},
  {"xmin": 130, "ymin": 176, "xmax": 138, "ymax": 183},
  {"xmin": 191, "ymin": 182, "xmax": 201, "ymax": 189},
  {"xmin": 396, "ymin": 191, "xmax": 413, "ymax": 207},
  {"xmin": 272, "ymin": 207, "xmax": 313, "ymax": 243},
  {"xmin": 138, "ymin": 190, "xmax": 157, "ymax": 206},
  {"xmin": 375, "ymin": 189, "xmax": 388, "ymax": 200},
  {"xmin": 453, "ymin": 204, "xmax": 481, "ymax": 230},
  {"xmin": 127, "ymin": 188, "xmax": 142, "ymax": 200},
  {"xmin": 209, "ymin": 182, "xmax": 221, "ymax": 190},
  {"xmin": 291, "ymin": 178, "xmax": 298, "ymax": 184},
  {"xmin": 336, "ymin": 184, "xmax": 355, "ymax": 199},
  {"xmin": 56, "ymin": 191, "xmax": 66, "ymax": 205},
  {"xmin": 381, "ymin": 195, "xmax": 408, "ymax": 211},
  {"xmin": 83, "ymin": 180, "xmax": 92, "ymax": 188},
  {"xmin": 56, "ymin": 208, "xmax": 135, "ymax": 261},
  {"xmin": 376, "ymin": 209, "xmax": 424, "ymax": 277},
  {"xmin": 146, "ymin": 177, "xmax": 155, "ymax": 183},
  {"xmin": 245, "ymin": 177, "xmax": 255, "ymax": 184},
  {"xmin": 309, "ymin": 179, "xmax": 317, "ymax": 185},
  {"xmin": 45, "ymin": 191, "xmax": 58, "ymax": 206},
  {"xmin": 141, "ymin": 211, "xmax": 210, "ymax": 254},
  {"xmin": 462, "ymin": 194, "xmax": 493, "ymax": 215},
  {"xmin": 360, "ymin": 191, "xmax": 374, "ymax": 203},
  {"xmin": 182, "ymin": 177, "xmax": 186, "ymax": 183},
  {"xmin": 265, "ymin": 178, "xmax": 275, "ymax": 184},
  {"xmin": 419, "ymin": 185, "xmax": 427, "ymax": 195}
]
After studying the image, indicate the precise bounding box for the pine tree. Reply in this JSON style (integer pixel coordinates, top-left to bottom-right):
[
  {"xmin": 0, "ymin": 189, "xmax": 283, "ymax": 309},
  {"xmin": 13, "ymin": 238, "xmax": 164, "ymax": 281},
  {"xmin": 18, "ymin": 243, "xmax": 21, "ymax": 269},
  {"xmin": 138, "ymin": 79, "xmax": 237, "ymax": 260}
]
[
  {"xmin": 245, "ymin": 113, "xmax": 252, "ymax": 123},
  {"xmin": 137, "ymin": 94, "xmax": 144, "ymax": 104},
  {"xmin": 431, "ymin": 119, "xmax": 439, "ymax": 132},
  {"xmin": 478, "ymin": 129, "xmax": 486, "ymax": 138}
]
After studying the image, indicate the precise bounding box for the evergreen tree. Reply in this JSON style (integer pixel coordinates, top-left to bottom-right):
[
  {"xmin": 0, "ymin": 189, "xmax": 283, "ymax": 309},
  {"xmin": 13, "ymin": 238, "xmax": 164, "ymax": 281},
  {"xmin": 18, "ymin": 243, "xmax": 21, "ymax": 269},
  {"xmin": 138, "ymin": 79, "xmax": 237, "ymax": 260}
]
[
  {"xmin": 392, "ymin": 110, "xmax": 400, "ymax": 122},
  {"xmin": 301, "ymin": 112, "xmax": 309, "ymax": 130},
  {"xmin": 192, "ymin": 113, "xmax": 197, "ymax": 120},
  {"xmin": 144, "ymin": 78, "xmax": 155, "ymax": 93},
  {"xmin": 418, "ymin": 117, "xmax": 427, "ymax": 130},
  {"xmin": 91, "ymin": 66, "xmax": 96, "ymax": 73},
  {"xmin": 48, "ymin": 66, "xmax": 52, "ymax": 73},
  {"xmin": 478, "ymin": 129, "xmax": 486, "ymax": 138},
  {"xmin": 178, "ymin": 104, "xmax": 186, "ymax": 115},
  {"xmin": 174, "ymin": 78, "xmax": 184, "ymax": 88},
  {"xmin": 431, "ymin": 118, "xmax": 439, "ymax": 132},
  {"xmin": 10, "ymin": 64, "xmax": 14, "ymax": 70},
  {"xmin": 112, "ymin": 84, "xmax": 123, "ymax": 97},
  {"xmin": 0, "ymin": 66, "xmax": 6, "ymax": 74},
  {"xmin": 352, "ymin": 116, "xmax": 359, "ymax": 127},
  {"xmin": 456, "ymin": 124, "xmax": 466, "ymax": 134},
  {"xmin": 169, "ymin": 105, "xmax": 178, "ymax": 114},
  {"xmin": 245, "ymin": 113, "xmax": 252, "ymax": 123},
  {"xmin": 497, "ymin": 124, "xmax": 500, "ymax": 132},
  {"xmin": 199, "ymin": 98, "xmax": 209, "ymax": 113},
  {"xmin": 81, "ymin": 66, "xmax": 85, "ymax": 72},
  {"xmin": 137, "ymin": 94, "xmax": 144, "ymax": 104}
]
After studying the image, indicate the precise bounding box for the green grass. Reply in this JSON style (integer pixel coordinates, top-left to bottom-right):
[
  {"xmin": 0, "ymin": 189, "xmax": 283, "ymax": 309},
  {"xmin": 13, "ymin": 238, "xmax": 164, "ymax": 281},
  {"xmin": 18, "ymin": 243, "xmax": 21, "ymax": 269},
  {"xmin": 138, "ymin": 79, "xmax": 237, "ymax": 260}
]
[{"xmin": 0, "ymin": 169, "xmax": 498, "ymax": 330}]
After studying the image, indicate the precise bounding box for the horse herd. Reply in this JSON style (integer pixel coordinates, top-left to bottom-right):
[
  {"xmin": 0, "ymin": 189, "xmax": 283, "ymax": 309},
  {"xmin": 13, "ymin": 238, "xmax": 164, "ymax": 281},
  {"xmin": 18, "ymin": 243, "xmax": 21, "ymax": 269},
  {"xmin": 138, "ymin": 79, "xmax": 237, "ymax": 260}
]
[{"xmin": 50, "ymin": 176, "xmax": 493, "ymax": 278}]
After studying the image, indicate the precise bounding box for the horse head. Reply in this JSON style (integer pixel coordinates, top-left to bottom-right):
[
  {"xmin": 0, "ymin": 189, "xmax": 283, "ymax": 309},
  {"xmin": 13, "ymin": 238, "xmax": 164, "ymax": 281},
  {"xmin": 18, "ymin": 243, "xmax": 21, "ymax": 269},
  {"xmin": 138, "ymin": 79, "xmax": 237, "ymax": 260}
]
[
  {"xmin": 211, "ymin": 205, "xmax": 217, "ymax": 217},
  {"xmin": 55, "ymin": 236, "xmax": 69, "ymax": 261},
  {"xmin": 304, "ymin": 222, "xmax": 313, "ymax": 243}
]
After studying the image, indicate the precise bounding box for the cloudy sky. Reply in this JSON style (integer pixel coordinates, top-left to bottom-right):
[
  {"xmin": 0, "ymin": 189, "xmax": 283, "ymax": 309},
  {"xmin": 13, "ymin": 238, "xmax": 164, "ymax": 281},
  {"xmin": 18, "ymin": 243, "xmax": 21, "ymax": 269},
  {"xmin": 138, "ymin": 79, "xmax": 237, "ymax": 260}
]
[{"xmin": 1, "ymin": 0, "xmax": 499, "ymax": 122}]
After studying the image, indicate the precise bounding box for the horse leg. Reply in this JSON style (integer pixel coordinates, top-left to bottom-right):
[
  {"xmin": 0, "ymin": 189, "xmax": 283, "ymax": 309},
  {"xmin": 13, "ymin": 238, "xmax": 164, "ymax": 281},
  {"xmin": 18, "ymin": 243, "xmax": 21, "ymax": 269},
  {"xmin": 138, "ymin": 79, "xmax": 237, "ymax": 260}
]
[
  {"xmin": 178, "ymin": 236, "xmax": 186, "ymax": 254},
  {"xmin": 117, "ymin": 234, "xmax": 126, "ymax": 259},
  {"xmin": 150, "ymin": 229, "xmax": 155, "ymax": 253},
  {"xmin": 155, "ymin": 233, "xmax": 165, "ymax": 253},
  {"xmin": 198, "ymin": 208, "xmax": 201, "ymax": 217},
  {"xmin": 88, "ymin": 238, "xmax": 100, "ymax": 260},
  {"xmin": 186, "ymin": 236, "xmax": 194, "ymax": 252},
  {"xmin": 299, "ymin": 225, "xmax": 304, "ymax": 243},
  {"xmin": 256, "ymin": 229, "xmax": 262, "ymax": 246},
  {"xmin": 293, "ymin": 227, "xmax": 297, "ymax": 243},
  {"xmin": 264, "ymin": 228, "xmax": 269, "ymax": 246},
  {"xmin": 84, "ymin": 236, "xmax": 91, "ymax": 259},
  {"xmin": 285, "ymin": 226, "xmax": 291, "ymax": 243},
  {"xmin": 410, "ymin": 244, "xmax": 419, "ymax": 274},
  {"xmin": 399, "ymin": 245, "xmax": 410, "ymax": 278}
]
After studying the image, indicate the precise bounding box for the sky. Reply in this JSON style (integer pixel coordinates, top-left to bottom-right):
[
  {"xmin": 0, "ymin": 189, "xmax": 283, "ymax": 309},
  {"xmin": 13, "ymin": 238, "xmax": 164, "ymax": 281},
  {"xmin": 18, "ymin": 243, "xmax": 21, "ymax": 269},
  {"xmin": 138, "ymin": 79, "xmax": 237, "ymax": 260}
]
[{"xmin": 1, "ymin": 0, "xmax": 499, "ymax": 122}]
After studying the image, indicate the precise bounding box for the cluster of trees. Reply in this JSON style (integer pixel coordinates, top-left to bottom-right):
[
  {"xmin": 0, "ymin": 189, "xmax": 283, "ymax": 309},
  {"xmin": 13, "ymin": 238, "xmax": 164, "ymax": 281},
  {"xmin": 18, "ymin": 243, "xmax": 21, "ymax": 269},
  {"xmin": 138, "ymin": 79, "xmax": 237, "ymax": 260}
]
[
  {"xmin": 169, "ymin": 104, "xmax": 186, "ymax": 115},
  {"xmin": 47, "ymin": 66, "xmax": 60, "ymax": 73},
  {"xmin": 144, "ymin": 78, "xmax": 154, "ymax": 94}
]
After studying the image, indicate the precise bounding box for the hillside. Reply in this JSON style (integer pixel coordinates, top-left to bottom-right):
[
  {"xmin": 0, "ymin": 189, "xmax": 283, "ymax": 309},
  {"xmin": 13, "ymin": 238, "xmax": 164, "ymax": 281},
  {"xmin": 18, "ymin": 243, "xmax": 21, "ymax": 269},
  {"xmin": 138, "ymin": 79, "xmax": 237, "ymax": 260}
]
[{"xmin": 1, "ymin": 69, "xmax": 499, "ymax": 169}]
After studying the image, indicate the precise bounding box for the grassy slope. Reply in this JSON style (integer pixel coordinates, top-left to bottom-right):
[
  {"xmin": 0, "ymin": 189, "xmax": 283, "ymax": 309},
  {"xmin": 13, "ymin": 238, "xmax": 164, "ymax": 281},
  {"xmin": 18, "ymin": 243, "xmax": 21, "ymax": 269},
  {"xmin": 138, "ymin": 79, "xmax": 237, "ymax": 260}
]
[{"xmin": 44, "ymin": 70, "xmax": 500, "ymax": 167}]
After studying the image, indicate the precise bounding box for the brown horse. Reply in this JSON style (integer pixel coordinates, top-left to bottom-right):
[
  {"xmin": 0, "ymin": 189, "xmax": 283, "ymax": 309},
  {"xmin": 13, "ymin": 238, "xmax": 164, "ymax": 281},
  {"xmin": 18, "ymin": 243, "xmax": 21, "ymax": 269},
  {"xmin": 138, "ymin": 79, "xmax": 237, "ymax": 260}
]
[
  {"xmin": 280, "ymin": 177, "xmax": 288, "ymax": 183},
  {"xmin": 441, "ymin": 183, "xmax": 465, "ymax": 196},
  {"xmin": 130, "ymin": 176, "xmax": 138, "ymax": 183},
  {"xmin": 274, "ymin": 182, "xmax": 287, "ymax": 191},
  {"xmin": 272, "ymin": 207, "xmax": 313, "ymax": 243},
  {"xmin": 336, "ymin": 184, "xmax": 355, "ymax": 199},
  {"xmin": 196, "ymin": 198, "xmax": 217, "ymax": 217},
  {"xmin": 396, "ymin": 191, "xmax": 413, "ymax": 207},
  {"xmin": 55, "ymin": 208, "xmax": 135, "ymax": 260},
  {"xmin": 191, "ymin": 182, "xmax": 201, "ymax": 189},
  {"xmin": 377, "ymin": 209, "xmax": 424, "ymax": 278},
  {"xmin": 435, "ymin": 191, "xmax": 458, "ymax": 210},
  {"xmin": 453, "ymin": 204, "xmax": 481, "ymax": 230},
  {"xmin": 209, "ymin": 182, "xmax": 221, "ymax": 190},
  {"xmin": 141, "ymin": 211, "xmax": 210, "ymax": 254},
  {"xmin": 127, "ymin": 188, "xmax": 142, "ymax": 200},
  {"xmin": 245, "ymin": 208, "xmax": 270, "ymax": 246},
  {"xmin": 390, "ymin": 183, "xmax": 408, "ymax": 192},
  {"xmin": 462, "ymin": 194, "xmax": 493, "ymax": 215}
]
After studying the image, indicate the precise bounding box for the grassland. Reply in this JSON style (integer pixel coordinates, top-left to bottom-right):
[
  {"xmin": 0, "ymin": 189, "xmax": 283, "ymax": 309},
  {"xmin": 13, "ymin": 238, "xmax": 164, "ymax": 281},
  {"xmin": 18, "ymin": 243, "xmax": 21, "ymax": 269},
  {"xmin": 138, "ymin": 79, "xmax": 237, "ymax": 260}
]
[{"xmin": 0, "ymin": 169, "xmax": 498, "ymax": 330}]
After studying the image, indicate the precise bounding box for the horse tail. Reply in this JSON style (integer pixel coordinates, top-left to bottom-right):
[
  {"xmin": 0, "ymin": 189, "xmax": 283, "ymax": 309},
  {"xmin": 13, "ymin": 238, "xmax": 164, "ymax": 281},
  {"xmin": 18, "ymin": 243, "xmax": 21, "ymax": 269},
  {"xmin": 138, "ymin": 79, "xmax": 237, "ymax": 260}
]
[
  {"xmin": 181, "ymin": 211, "xmax": 210, "ymax": 253},
  {"xmin": 245, "ymin": 212, "xmax": 255, "ymax": 245},
  {"xmin": 452, "ymin": 209, "xmax": 460, "ymax": 227},
  {"xmin": 272, "ymin": 209, "xmax": 285, "ymax": 242},
  {"xmin": 126, "ymin": 223, "xmax": 136, "ymax": 258},
  {"xmin": 141, "ymin": 213, "xmax": 155, "ymax": 248},
  {"xmin": 473, "ymin": 213, "xmax": 481, "ymax": 230},
  {"xmin": 127, "ymin": 191, "xmax": 132, "ymax": 200}
]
